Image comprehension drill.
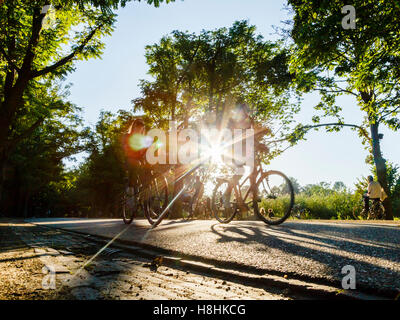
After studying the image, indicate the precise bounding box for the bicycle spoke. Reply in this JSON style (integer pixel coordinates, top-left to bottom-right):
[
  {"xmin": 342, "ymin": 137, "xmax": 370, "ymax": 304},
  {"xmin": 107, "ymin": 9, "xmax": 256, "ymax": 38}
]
[
  {"xmin": 212, "ymin": 180, "xmax": 237, "ymax": 223},
  {"xmin": 255, "ymin": 171, "xmax": 294, "ymax": 225},
  {"xmin": 145, "ymin": 175, "xmax": 168, "ymax": 225}
]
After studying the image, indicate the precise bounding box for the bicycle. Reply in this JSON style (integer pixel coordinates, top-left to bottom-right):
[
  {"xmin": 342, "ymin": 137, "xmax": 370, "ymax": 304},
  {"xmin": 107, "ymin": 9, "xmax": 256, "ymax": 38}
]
[
  {"xmin": 181, "ymin": 174, "xmax": 205, "ymax": 221},
  {"xmin": 121, "ymin": 164, "xmax": 169, "ymax": 225},
  {"xmin": 143, "ymin": 169, "xmax": 170, "ymax": 225},
  {"xmin": 146, "ymin": 163, "xmax": 205, "ymax": 228},
  {"xmin": 359, "ymin": 198, "xmax": 385, "ymax": 220},
  {"xmin": 211, "ymin": 156, "xmax": 295, "ymax": 226},
  {"xmin": 121, "ymin": 174, "xmax": 141, "ymax": 225}
]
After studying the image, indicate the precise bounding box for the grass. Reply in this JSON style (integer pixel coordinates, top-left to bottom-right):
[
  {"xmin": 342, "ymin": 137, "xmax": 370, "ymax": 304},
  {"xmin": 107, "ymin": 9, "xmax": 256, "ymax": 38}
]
[
  {"xmin": 291, "ymin": 193, "xmax": 362, "ymax": 220},
  {"xmin": 259, "ymin": 192, "xmax": 399, "ymax": 220}
]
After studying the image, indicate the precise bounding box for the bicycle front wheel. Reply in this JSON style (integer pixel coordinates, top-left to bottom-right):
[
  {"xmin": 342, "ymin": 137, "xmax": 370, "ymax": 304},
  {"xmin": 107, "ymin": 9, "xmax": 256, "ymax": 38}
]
[
  {"xmin": 212, "ymin": 179, "xmax": 238, "ymax": 224},
  {"xmin": 254, "ymin": 171, "xmax": 294, "ymax": 225},
  {"xmin": 122, "ymin": 178, "xmax": 140, "ymax": 225},
  {"xmin": 144, "ymin": 175, "xmax": 169, "ymax": 225}
]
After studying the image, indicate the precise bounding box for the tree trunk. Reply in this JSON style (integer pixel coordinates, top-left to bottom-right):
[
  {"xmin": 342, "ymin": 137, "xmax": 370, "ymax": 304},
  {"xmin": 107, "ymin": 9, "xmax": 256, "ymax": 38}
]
[
  {"xmin": 370, "ymin": 123, "xmax": 394, "ymax": 220},
  {"xmin": 0, "ymin": 153, "xmax": 11, "ymax": 215},
  {"xmin": 0, "ymin": 158, "xmax": 5, "ymax": 213},
  {"xmin": 0, "ymin": 6, "xmax": 45, "ymax": 157},
  {"xmin": 23, "ymin": 190, "xmax": 30, "ymax": 219}
]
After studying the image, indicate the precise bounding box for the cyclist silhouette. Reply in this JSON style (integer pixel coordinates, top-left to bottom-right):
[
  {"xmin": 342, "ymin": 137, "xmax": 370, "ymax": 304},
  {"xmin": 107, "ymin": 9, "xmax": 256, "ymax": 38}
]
[
  {"xmin": 226, "ymin": 103, "xmax": 270, "ymax": 175},
  {"xmin": 122, "ymin": 118, "xmax": 154, "ymax": 189},
  {"xmin": 362, "ymin": 176, "xmax": 386, "ymax": 213}
]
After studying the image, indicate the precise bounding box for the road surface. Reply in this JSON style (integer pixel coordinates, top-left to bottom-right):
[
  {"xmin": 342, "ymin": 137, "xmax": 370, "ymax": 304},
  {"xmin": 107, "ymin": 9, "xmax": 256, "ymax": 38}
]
[
  {"xmin": 26, "ymin": 217, "xmax": 400, "ymax": 298},
  {"xmin": 1, "ymin": 219, "xmax": 293, "ymax": 300}
]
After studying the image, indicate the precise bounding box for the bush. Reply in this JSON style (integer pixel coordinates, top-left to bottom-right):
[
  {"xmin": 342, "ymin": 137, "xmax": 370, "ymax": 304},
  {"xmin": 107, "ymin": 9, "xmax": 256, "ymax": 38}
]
[
  {"xmin": 290, "ymin": 192, "xmax": 362, "ymax": 220},
  {"xmin": 256, "ymin": 189, "xmax": 363, "ymax": 220}
]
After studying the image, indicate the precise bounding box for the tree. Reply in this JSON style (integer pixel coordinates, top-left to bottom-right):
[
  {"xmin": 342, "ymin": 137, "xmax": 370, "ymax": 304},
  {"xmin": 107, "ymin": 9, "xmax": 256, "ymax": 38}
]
[
  {"xmin": 302, "ymin": 182, "xmax": 334, "ymax": 197},
  {"xmin": 1, "ymin": 95, "xmax": 86, "ymax": 217},
  {"xmin": 333, "ymin": 181, "xmax": 346, "ymax": 193},
  {"xmin": 133, "ymin": 31, "xmax": 203, "ymax": 129},
  {"xmin": 287, "ymin": 0, "xmax": 400, "ymax": 219},
  {"xmin": 283, "ymin": 176, "xmax": 301, "ymax": 194},
  {"xmin": 0, "ymin": 0, "xmax": 174, "ymax": 204},
  {"xmin": 67, "ymin": 109, "xmax": 140, "ymax": 217}
]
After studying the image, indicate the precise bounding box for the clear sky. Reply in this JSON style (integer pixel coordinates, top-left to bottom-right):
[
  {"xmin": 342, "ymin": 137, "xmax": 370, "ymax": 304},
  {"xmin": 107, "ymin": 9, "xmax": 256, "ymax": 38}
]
[{"xmin": 65, "ymin": 0, "xmax": 400, "ymax": 189}]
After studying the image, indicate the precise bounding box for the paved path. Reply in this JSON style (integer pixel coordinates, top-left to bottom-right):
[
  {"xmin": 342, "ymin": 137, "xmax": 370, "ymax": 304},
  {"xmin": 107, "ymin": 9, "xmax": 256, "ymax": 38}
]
[
  {"xmin": 1, "ymin": 220, "xmax": 290, "ymax": 300},
  {"xmin": 27, "ymin": 218, "xmax": 400, "ymax": 296}
]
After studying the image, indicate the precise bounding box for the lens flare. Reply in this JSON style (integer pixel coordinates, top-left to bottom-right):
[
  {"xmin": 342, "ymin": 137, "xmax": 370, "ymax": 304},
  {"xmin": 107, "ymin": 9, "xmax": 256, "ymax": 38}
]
[
  {"xmin": 128, "ymin": 134, "xmax": 153, "ymax": 151},
  {"xmin": 154, "ymin": 140, "xmax": 164, "ymax": 150},
  {"xmin": 202, "ymin": 145, "xmax": 224, "ymax": 164}
]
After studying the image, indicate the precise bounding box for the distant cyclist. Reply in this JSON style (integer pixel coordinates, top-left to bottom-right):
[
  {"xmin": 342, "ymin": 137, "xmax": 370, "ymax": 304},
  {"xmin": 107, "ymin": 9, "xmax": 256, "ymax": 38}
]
[{"xmin": 362, "ymin": 176, "xmax": 386, "ymax": 214}]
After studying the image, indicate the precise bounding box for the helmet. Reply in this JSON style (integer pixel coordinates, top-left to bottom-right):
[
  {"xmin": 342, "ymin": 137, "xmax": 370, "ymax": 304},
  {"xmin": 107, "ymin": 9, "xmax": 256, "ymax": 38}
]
[{"xmin": 127, "ymin": 117, "xmax": 145, "ymax": 135}]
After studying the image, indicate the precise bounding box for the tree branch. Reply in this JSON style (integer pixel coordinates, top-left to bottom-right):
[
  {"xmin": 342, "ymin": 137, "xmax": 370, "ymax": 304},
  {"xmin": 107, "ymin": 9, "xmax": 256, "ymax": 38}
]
[
  {"xmin": 315, "ymin": 87, "xmax": 358, "ymax": 97},
  {"xmin": 266, "ymin": 122, "xmax": 371, "ymax": 145},
  {"xmin": 175, "ymin": 35, "xmax": 202, "ymax": 88},
  {"xmin": 379, "ymin": 105, "xmax": 400, "ymax": 122},
  {"xmin": 31, "ymin": 25, "xmax": 103, "ymax": 78},
  {"xmin": 6, "ymin": 117, "xmax": 44, "ymax": 151},
  {"xmin": 0, "ymin": 46, "xmax": 20, "ymax": 73},
  {"xmin": 301, "ymin": 123, "xmax": 371, "ymax": 141},
  {"xmin": 20, "ymin": 7, "xmax": 46, "ymax": 75}
]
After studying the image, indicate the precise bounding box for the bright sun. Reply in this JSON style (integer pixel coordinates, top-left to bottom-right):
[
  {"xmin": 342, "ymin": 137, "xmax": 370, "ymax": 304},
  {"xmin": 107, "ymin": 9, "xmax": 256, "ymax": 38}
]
[{"xmin": 202, "ymin": 147, "xmax": 224, "ymax": 164}]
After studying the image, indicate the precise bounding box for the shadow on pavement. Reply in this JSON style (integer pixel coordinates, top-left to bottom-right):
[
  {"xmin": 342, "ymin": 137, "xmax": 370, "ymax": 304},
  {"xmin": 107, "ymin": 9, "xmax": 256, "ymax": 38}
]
[{"xmin": 210, "ymin": 221, "xmax": 400, "ymax": 295}]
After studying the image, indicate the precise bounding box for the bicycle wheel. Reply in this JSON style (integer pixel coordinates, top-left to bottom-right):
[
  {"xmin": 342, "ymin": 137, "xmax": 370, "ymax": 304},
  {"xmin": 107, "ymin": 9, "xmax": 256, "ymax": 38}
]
[
  {"xmin": 254, "ymin": 170, "xmax": 294, "ymax": 225},
  {"xmin": 144, "ymin": 175, "xmax": 169, "ymax": 225},
  {"xmin": 181, "ymin": 197, "xmax": 195, "ymax": 220},
  {"xmin": 359, "ymin": 208, "xmax": 368, "ymax": 220},
  {"xmin": 212, "ymin": 179, "xmax": 238, "ymax": 223},
  {"xmin": 122, "ymin": 178, "xmax": 139, "ymax": 225},
  {"xmin": 370, "ymin": 200, "xmax": 385, "ymax": 220},
  {"xmin": 181, "ymin": 176, "xmax": 198, "ymax": 221}
]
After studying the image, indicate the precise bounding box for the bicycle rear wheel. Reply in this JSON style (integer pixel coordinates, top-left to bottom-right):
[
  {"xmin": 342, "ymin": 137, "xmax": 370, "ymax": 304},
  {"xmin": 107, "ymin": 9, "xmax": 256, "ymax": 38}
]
[
  {"xmin": 144, "ymin": 175, "xmax": 169, "ymax": 225},
  {"xmin": 212, "ymin": 179, "xmax": 238, "ymax": 224},
  {"xmin": 181, "ymin": 192, "xmax": 196, "ymax": 220},
  {"xmin": 254, "ymin": 171, "xmax": 294, "ymax": 225},
  {"xmin": 181, "ymin": 175, "xmax": 199, "ymax": 221},
  {"xmin": 369, "ymin": 200, "xmax": 385, "ymax": 220}
]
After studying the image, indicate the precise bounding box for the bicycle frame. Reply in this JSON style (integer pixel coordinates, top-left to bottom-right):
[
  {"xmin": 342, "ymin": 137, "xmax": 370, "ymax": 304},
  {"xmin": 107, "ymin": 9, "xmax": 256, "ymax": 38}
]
[
  {"xmin": 227, "ymin": 161, "xmax": 263, "ymax": 208},
  {"xmin": 150, "ymin": 163, "xmax": 203, "ymax": 228}
]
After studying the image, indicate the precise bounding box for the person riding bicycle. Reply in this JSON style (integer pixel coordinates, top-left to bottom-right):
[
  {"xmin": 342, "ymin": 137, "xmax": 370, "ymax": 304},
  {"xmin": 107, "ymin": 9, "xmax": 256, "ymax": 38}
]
[
  {"xmin": 122, "ymin": 118, "xmax": 154, "ymax": 190},
  {"xmin": 226, "ymin": 103, "xmax": 271, "ymax": 175},
  {"xmin": 123, "ymin": 118, "xmax": 147, "ymax": 160},
  {"xmin": 181, "ymin": 175, "xmax": 204, "ymax": 204},
  {"xmin": 362, "ymin": 176, "xmax": 387, "ymax": 215}
]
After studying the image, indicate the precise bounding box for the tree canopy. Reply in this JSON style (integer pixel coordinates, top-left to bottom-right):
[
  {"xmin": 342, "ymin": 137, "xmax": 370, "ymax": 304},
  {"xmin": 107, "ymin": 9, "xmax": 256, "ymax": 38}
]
[
  {"xmin": 0, "ymin": 0, "xmax": 174, "ymax": 215},
  {"xmin": 134, "ymin": 20, "xmax": 298, "ymax": 161}
]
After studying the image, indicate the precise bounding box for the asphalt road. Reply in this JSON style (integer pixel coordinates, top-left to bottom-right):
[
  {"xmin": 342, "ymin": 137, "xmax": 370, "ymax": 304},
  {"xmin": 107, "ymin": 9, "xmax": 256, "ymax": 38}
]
[
  {"xmin": 2, "ymin": 220, "xmax": 290, "ymax": 300},
  {"xmin": 27, "ymin": 218, "xmax": 400, "ymax": 297}
]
